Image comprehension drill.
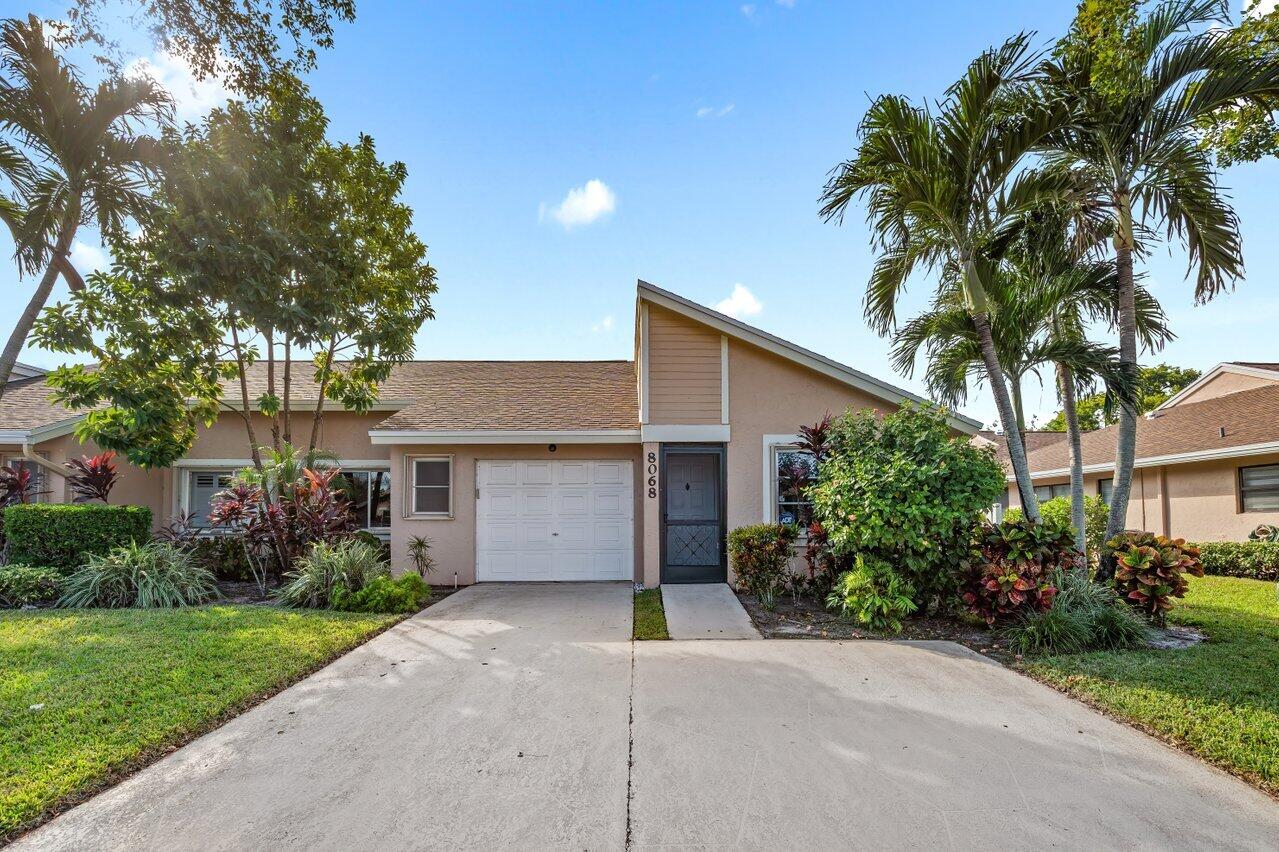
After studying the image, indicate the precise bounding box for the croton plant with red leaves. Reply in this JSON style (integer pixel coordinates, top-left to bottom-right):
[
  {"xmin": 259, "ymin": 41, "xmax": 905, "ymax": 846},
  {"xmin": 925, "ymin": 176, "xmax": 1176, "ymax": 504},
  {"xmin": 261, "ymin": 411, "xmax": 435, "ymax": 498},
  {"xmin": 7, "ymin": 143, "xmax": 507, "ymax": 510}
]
[
  {"xmin": 960, "ymin": 518, "xmax": 1078, "ymax": 626},
  {"xmin": 1105, "ymin": 532, "xmax": 1203, "ymax": 626}
]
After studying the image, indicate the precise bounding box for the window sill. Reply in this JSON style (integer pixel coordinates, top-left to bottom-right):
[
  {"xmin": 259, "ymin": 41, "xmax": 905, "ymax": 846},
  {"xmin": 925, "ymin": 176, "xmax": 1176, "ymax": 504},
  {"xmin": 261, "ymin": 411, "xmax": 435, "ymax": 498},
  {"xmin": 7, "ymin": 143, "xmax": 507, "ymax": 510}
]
[{"xmin": 404, "ymin": 513, "xmax": 453, "ymax": 521}]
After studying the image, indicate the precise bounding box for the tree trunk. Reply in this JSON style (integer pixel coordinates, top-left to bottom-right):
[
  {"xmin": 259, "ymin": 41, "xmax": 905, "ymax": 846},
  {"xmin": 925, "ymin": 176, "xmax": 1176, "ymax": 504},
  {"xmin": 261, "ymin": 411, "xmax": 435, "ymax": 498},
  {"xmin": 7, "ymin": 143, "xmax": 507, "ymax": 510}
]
[
  {"xmin": 0, "ymin": 222, "xmax": 77, "ymax": 399},
  {"xmin": 266, "ymin": 330, "xmax": 281, "ymax": 453},
  {"xmin": 308, "ymin": 337, "xmax": 338, "ymax": 457},
  {"xmin": 974, "ymin": 311, "xmax": 1040, "ymax": 522},
  {"xmin": 229, "ymin": 323, "xmax": 264, "ymax": 471},
  {"xmin": 1058, "ymin": 362, "xmax": 1087, "ymax": 560},
  {"xmin": 282, "ymin": 337, "xmax": 292, "ymax": 447},
  {"xmin": 1011, "ymin": 375, "xmax": 1027, "ymax": 435},
  {"xmin": 1101, "ymin": 194, "xmax": 1138, "ymax": 581}
]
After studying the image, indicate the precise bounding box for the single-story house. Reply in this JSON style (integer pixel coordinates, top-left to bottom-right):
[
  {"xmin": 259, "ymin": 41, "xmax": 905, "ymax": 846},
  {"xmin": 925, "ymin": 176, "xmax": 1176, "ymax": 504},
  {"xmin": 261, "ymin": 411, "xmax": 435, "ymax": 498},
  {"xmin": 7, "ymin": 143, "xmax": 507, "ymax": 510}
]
[
  {"xmin": 992, "ymin": 361, "xmax": 1279, "ymax": 541},
  {"xmin": 0, "ymin": 281, "xmax": 981, "ymax": 586}
]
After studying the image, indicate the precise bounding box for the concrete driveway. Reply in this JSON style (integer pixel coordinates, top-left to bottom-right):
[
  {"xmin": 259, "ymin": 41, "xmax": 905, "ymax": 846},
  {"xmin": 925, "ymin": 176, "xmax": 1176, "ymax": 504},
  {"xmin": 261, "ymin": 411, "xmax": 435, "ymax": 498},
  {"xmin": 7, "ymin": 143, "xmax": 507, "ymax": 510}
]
[{"xmin": 17, "ymin": 584, "xmax": 1279, "ymax": 851}]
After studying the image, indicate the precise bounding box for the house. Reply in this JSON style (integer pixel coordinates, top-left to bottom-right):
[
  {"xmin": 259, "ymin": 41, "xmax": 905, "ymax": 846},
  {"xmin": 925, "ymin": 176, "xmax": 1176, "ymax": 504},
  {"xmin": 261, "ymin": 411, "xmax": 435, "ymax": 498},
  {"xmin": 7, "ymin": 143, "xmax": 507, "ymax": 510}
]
[
  {"xmin": 997, "ymin": 361, "xmax": 1279, "ymax": 541},
  {"xmin": 0, "ymin": 281, "xmax": 981, "ymax": 586}
]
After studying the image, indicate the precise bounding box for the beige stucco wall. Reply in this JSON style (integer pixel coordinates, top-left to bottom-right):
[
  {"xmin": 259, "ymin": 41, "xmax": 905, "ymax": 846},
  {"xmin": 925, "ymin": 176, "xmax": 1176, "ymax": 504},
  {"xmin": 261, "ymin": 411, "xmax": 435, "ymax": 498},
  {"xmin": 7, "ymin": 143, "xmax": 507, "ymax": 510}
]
[
  {"xmin": 1010, "ymin": 451, "xmax": 1279, "ymax": 541},
  {"xmin": 387, "ymin": 442, "xmax": 645, "ymax": 584},
  {"xmin": 646, "ymin": 304, "xmax": 722, "ymax": 424},
  {"xmin": 17, "ymin": 434, "xmax": 168, "ymax": 526},
  {"xmin": 1176, "ymin": 370, "xmax": 1277, "ymax": 406}
]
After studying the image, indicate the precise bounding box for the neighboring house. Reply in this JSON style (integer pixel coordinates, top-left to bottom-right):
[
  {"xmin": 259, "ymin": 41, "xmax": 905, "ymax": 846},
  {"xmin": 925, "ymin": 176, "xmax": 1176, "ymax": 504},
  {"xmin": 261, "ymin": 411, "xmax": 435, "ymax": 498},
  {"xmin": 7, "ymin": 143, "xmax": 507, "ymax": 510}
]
[
  {"xmin": 0, "ymin": 281, "xmax": 981, "ymax": 586},
  {"xmin": 994, "ymin": 361, "xmax": 1279, "ymax": 541}
]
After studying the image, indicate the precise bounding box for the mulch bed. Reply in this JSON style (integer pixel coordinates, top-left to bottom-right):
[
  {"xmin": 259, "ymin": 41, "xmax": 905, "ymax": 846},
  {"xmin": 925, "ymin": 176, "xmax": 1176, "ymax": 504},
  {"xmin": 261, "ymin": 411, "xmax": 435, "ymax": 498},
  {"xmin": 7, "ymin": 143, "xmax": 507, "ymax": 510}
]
[
  {"xmin": 735, "ymin": 591, "xmax": 1019, "ymax": 661},
  {"xmin": 214, "ymin": 581, "xmax": 463, "ymax": 609}
]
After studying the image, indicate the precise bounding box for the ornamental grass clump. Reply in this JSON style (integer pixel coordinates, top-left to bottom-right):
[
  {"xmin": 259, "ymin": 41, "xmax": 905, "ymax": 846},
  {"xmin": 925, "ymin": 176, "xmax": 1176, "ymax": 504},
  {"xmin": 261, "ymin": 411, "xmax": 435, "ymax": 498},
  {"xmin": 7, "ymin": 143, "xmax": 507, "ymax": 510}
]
[
  {"xmin": 59, "ymin": 541, "xmax": 218, "ymax": 608},
  {"xmin": 1005, "ymin": 568, "xmax": 1150, "ymax": 655},
  {"xmin": 1106, "ymin": 531, "xmax": 1203, "ymax": 626},
  {"xmin": 960, "ymin": 518, "xmax": 1076, "ymax": 626},
  {"xmin": 275, "ymin": 538, "xmax": 388, "ymax": 609}
]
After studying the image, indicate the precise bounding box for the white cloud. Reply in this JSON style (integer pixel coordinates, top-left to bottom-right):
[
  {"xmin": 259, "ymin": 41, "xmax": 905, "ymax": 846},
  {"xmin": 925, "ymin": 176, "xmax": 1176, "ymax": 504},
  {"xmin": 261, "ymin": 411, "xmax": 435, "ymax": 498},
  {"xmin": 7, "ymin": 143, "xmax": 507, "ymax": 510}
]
[
  {"xmin": 696, "ymin": 103, "xmax": 735, "ymax": 119},
  {"xmin": 125, "ymin": 50, "xmax": 233, "ymax": 121},
  {"xmin": 740, "ymin": 4, "xmax": 757, "ymax": 19},
  {"xmin": 591, "ymin": 315, "xmax": 615, "ymax": 334},
  {"xmin": 69, "ymin": 239, "xmax": 108, "ymax": 274},
  {"xmin": 714, "ymin": 284, "xmax": 763, "ymax": 319},
  {"xmin": 539, "ymin": 179, "xmax": 617, "ymax": 229}
]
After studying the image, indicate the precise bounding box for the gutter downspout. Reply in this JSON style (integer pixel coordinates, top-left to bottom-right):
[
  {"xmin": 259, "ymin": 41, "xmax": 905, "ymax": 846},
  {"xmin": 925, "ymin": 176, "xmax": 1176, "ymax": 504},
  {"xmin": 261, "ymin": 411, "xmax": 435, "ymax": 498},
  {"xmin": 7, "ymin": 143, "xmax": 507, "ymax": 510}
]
[{"xmin": 22, "ymin": 440, "xmax": 66, "ymax": 495}]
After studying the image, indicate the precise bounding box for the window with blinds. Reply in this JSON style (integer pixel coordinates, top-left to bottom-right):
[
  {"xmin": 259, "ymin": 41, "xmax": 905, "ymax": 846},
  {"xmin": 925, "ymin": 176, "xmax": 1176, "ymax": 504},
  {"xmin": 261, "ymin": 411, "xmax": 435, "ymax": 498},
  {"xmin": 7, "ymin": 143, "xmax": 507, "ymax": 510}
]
[
  {"xmin": 187, "ymin": 471, "xmax": 234, "ymax": 527},
  {"xmin": 1239, "ymin": 464, "xmax": 1279, "ymax": 513}
]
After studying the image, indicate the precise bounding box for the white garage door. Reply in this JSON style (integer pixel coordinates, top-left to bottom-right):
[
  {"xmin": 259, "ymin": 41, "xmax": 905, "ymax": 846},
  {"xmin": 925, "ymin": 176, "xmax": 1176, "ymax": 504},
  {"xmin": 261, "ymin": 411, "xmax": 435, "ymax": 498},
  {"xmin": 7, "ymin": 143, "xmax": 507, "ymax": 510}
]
[{"xmin": 476, "ymin": 460, "xmax": 634, "ymax": 582}]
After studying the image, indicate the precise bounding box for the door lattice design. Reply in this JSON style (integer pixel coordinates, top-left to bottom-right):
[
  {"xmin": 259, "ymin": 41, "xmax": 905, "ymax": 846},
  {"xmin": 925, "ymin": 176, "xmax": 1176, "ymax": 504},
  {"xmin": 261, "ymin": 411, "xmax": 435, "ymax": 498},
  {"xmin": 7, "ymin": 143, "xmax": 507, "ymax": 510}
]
[{"xmin": 667, "ymin": 525, "xmax": 720, "ymax": 566}]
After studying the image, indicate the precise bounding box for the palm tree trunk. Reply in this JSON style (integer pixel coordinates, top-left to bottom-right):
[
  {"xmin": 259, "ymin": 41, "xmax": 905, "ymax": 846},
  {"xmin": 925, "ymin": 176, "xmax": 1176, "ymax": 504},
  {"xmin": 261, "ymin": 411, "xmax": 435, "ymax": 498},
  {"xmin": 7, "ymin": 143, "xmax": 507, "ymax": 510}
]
[
  {"xmin": 1058, "ymin": 362, "xmax": 1087, "ymax": 560},
  {"xmin": 0, "ymin": 223, "xmax": 77, "ymax": 399},
  {"xmin": 974, "ymin": 311, "xmax": 1040, "ymax": 522},
  {"xmin": 1010, "ymin": 375, "xmax": 1027, "ymax": 434},
  {"xmin": 1102, "ymin": 196, "xmax": 1138, "ymax": 580}
]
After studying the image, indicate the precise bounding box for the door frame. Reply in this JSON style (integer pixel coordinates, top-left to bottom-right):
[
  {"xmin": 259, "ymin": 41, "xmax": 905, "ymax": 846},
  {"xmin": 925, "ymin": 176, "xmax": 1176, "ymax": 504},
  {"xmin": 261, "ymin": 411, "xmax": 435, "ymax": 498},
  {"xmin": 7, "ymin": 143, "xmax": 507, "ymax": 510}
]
[{"xmin": 659, "ymin": 443, "xmax": 727, "ymax": 584}]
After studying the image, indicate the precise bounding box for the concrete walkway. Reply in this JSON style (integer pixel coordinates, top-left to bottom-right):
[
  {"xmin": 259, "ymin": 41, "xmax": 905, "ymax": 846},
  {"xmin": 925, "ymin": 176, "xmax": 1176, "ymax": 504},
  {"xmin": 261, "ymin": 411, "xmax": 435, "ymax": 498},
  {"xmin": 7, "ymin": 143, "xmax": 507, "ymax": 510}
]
[
  {"xmin": 660, "ymin": 582, "xmax": 761, "ymax": 639},
  {"xmin": 17, "ymin": 584, "xmax": 1279, "ymax": 851}
]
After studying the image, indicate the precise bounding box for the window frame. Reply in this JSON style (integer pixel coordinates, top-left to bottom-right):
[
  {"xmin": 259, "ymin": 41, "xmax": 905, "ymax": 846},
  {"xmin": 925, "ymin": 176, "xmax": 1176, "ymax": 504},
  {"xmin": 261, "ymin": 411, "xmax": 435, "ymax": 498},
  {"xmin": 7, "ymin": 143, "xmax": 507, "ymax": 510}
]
[
  {"xmin": 1033, "ymin": 483, "xmax": 1071, "ymax": 503},
  {"xmin": 405, "ymin": 454, "xmax": 453, "ymax": 519},
  {"xmin": 183, "ymin": 468, "xmax": 237, "ymax": 531},
  {"xmin": 337, "ymin": 466, "xmax": 393, "ymax": 532},
  {"xmin": 1238, "ymin": 463, "xmax": 1279, "ymax": 514},
  {"xmin": 1, "ymin": 455, "xmax": 47, "ymax": 503},
  {"xmin": 1098, "ymin": 477, "xmax": 1114, "ymax": 505},
  {"xmin": 769, "ymin": 444, "xmax": 817, "ymax": 530}
]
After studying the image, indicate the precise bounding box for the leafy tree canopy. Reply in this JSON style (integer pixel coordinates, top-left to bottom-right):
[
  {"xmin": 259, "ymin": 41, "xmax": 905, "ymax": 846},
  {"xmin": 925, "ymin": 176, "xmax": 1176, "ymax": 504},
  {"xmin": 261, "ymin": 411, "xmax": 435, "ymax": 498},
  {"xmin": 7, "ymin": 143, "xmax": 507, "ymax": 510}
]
[
  {"xmin": 33, "ymin": 76, "xmax": 437, "ymax": 468},
  {"xmin": 1042, "ymin": 363, "xmax": 1201, "ymax": 431}
]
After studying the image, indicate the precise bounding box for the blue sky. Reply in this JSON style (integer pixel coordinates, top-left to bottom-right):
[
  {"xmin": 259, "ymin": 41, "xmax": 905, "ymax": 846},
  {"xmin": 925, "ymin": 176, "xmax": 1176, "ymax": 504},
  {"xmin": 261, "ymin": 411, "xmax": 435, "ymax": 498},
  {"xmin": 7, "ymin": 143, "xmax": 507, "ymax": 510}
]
[{"xmin": 12, "ymin": 0, "xmax": 1279, "ymax": 428}]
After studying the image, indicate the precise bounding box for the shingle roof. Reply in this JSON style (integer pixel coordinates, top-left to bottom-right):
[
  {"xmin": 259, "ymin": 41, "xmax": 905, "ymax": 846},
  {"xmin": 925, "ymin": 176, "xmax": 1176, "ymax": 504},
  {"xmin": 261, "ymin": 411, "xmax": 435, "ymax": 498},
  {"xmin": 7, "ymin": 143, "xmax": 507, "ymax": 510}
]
[
  {"xmin": 982, "ymin": 430, "xmax": 1069, "ymax": 467},
  {"xmin": 373, "ymin": 361, "xmax": 638, "ymax": 431},
  {"xmin": 1010, "ymin": 383, "xmax": 1279, "ymax": 474},
  {"xmin": 1230, "ymin": 361, "xmax": 1279, "ymax": 372},
  {"xmin": 0, "ymin": 360, "xmax": 640, "ymax": 434}
]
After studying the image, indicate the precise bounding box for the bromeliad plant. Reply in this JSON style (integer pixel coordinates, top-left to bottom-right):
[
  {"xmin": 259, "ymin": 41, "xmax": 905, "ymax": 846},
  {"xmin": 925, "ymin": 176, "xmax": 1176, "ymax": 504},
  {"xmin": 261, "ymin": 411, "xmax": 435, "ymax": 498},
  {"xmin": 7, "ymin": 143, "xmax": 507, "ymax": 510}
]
[
  {"xmin": 960, "ymin": 518, "xmax": 1076, "ymax": 626},
  {"xmin": 63, "ymin": 451, "xmax": 119, "ymax": 503},
  {"xmin": 1105, "ymin": 532, "xmax": 1204, "ymax": 626}
]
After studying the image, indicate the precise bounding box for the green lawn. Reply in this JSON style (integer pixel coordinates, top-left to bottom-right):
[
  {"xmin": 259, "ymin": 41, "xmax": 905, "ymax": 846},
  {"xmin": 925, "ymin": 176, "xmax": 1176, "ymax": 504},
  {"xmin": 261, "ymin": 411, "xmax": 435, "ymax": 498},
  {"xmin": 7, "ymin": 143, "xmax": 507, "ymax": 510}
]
[
  {"xmin": 0, "ymin": 606, "xmax": 401, "ymax": 839},
  {"xmin": 634, "ymin": 588, "xmax": 669, "ymax": 640},
  {"xmin": 1024, "ymin": 575, "xmax": 1279, "ymax": 794}
]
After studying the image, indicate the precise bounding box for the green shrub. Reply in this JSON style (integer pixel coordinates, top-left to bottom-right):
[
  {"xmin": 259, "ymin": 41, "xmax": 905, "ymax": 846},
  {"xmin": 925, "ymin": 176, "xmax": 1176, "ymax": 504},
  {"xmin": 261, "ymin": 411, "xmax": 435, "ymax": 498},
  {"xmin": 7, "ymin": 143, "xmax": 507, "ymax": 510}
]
[
  {"xmin": 1193, "ymin": 540, "xmax": 1279, "ymax": 581},
  {"xmin": 59, "ymin": 542, "xmax": 219, "ymax": 608},
  {"xmin": 1007, "ymin": 494, "xmax": 1107, "ymax": 557},
  {"xmin": 809, "ymin": 403, "xmax": 1005, "ymax": 608},
  {"xmin": 331, "ymin": 572, "xmax": 430, "ymax": 613},
  {"xmin": 0, "ymin": 564, "xmax": 64, "ymax": 607},
  {"xmin": 825, "ymin": 554, "xmax": 918, "ymax": 633},
  {"xmin": 275, "ymin": 539, "xmax": 388, "ymax": 609},
  {"xmin": 188, "ymin": 536, "xmax": 255, "ymax": 581},
  {"xmin": 728, "ymin": 523, "xmax": 798, "ymax": 609},
  {"xmin": 1106, "ymin": 532, "xmax": 1203, "ymax": 626},
  {"xmin": 1005, "ymin": 569, "xmax": 1150, "ymax": 654},
  {"xmin": 960, "ymin": 518, "xmax": 1076, "ymax": 625},
  {"xmin": 4, "ymin": 504, "xmax": 151, "ymax": 571}
]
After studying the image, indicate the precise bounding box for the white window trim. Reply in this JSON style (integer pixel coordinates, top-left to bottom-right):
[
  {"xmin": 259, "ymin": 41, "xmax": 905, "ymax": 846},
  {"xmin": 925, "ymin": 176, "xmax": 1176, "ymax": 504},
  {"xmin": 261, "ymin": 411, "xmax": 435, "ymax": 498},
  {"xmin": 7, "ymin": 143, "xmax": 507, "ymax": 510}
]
[
  {"xmin": 405, "ymin": 454, "xmax": 454, "ymax": 519},
  {"xmin": 179, "ymin": 467, "xmax": 237, "ymax": 529},
  {"xmin": 340, "ymin": 467, "xmax": 394, "ymax": 532}
]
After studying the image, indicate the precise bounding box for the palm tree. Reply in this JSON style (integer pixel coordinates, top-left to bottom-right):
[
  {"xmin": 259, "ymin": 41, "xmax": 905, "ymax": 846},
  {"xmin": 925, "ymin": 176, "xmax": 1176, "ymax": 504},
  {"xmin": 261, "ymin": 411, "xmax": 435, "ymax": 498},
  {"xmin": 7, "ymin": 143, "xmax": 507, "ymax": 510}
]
[
  {"xmin": 821, "ymin": 35, "xmax": 1068, "ymax": 522},
  {"xmin": 1040, "ymin": 0, "xmax": 1279, "ymax": 570},
  {"xmin": 0, "ymin": 15, "xmax": 169, "ymax": 396}
]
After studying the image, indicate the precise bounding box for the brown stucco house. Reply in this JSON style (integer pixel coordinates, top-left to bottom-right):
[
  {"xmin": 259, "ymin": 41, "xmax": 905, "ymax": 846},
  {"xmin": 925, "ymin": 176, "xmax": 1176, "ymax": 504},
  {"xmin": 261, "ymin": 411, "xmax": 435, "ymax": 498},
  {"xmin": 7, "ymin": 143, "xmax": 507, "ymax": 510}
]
[
  {"xmin": 995, "ymin": 361, "xmax": 1279, "ymax": 541},
  {"xmin": 0, "ymin": 281, "xmax": 981, "ymax": 586}
]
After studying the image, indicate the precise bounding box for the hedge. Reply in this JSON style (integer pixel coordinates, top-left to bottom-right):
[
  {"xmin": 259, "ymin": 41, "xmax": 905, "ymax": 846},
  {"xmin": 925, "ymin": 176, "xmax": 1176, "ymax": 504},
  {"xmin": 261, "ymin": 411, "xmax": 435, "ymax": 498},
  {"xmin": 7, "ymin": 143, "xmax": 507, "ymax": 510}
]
[
  {"xmin": 1191, "ymin": 541, "xmax": 1279, "ymax": 582},
  {"xmin": 3, "ymin": 504, "xmax": 152, "ymax": 571}
]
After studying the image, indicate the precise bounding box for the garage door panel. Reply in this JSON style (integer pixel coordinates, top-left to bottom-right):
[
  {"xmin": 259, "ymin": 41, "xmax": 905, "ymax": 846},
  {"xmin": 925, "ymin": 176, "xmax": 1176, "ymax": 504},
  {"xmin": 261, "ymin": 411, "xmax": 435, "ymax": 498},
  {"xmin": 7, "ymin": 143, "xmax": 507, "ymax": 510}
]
[{"xmin": 476, "ymin": 460, "xmax": 634, "ymax": 582}]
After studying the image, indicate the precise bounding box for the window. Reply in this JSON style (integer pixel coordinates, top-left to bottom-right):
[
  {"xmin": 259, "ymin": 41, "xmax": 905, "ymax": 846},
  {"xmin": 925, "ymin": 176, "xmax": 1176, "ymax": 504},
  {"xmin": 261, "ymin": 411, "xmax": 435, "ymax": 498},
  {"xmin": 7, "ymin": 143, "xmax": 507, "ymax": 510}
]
[
  {"xmin": 1098, "ymin": 478, "xmax": 1114, "ymax": 505},
  {"xmin": 2, "ymin": 457, "xmax": 45, "ymax": 503},
  {"xmin": 337, "ymin": 469, "xmax": 392, "ymax": 529},
  {"xmin": 1239, "ymin": 464, "xmax": 1279, "ymax": 513},
  {"xmin": 1033, "ymin": 483, "xmax": 1070, "ymax": 503},
  {"xmin": 408, "ymin": 456, "xmax": 452, "ymax": 517},
  {"xmin": 772, "ymin": 447, "xmax": 816, "ymax": 527},
  {"xmin": 186, "ymin": 470, "xmax": 234, "ymax": 528}
]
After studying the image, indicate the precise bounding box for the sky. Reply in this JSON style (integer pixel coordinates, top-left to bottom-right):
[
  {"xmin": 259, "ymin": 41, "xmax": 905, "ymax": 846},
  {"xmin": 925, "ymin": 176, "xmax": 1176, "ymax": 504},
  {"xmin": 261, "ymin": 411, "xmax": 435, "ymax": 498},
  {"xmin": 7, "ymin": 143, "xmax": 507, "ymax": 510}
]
[{"xmin": 11, "ymin": 0, "xmax": 1279, "ymax": 429}]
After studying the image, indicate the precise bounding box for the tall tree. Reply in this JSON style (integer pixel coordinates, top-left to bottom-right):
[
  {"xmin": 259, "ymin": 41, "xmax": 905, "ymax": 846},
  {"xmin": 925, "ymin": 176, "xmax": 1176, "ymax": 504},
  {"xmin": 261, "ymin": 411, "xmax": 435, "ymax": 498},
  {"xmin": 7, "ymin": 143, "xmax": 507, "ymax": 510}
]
[
  {"xmin": 820, "ymin": 35, "xmax": 1068, "ymax": 522},
  {"xmin": 1044, "ymin": 0, "xmax": 1279, "ymax": 573},
  {"xmin": 1042, "ymin": 363, "xmax": 1201, "ymax": 431},
  {"xmin": 0, "ymin": 15, "xmax": 168, "ymax": 396},
  {"xmin": 34, "ymin": 77, "xmax": 436, "ymax": 471}
]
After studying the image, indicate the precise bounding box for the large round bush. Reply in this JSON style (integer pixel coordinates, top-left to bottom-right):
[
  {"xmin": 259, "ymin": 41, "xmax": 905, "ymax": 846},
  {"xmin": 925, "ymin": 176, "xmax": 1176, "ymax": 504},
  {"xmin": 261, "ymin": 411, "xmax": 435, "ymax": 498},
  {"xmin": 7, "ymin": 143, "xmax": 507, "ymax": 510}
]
[{"xmin": 808, "ymin": 403, "xmax": 1004, "ymax": 607}]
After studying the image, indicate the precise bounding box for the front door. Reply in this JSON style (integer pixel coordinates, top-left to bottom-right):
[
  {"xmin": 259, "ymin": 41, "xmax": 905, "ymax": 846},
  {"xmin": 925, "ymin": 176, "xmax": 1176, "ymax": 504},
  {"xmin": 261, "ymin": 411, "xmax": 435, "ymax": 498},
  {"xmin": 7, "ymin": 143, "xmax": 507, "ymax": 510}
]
[{"xmin": 661, "ymin": 447, "xmax": 725, "ymax": 583}]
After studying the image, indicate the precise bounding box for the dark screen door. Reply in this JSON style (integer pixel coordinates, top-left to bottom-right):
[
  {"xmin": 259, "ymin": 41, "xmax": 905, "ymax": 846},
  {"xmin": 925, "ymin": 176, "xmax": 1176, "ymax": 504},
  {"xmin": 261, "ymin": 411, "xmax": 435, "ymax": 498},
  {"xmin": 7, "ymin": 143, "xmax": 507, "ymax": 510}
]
[{"xmin": 662, "ymin": 449, "xmax": 725, "ymax": 583}]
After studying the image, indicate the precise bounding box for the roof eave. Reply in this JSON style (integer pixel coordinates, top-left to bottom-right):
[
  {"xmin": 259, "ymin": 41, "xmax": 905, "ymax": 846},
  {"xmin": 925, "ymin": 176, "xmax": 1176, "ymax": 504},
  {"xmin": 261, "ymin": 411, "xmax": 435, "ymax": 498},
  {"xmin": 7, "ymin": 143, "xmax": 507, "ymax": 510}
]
[
  {"xmin": 369, "ymin": 429, "xmax": 643, "ymax": 445},
  {"xmin": 1014, "ymin": 438, "xmax": 1279, "ymax": 481}
]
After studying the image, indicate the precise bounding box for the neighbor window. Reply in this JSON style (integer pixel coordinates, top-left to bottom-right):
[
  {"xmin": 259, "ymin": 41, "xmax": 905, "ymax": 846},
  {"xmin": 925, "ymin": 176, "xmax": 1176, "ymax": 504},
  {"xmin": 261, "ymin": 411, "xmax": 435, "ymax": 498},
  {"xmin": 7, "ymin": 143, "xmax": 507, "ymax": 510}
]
[
  {"xmin": 408, "ymin": 456, "xmax": 452, "ymax": 517},
  {"xmin": 772, "ymin": 447, "xmax": 816, "ymax": 527},
  {"xmin": 337, "ymin": 469, "xmax": 392, "ymax": 530},
  {"xmin": 1239, "ymin": 464, "xmax": 1279, "ymax": 513},
  {"xmin": 2, "ymin": 457, "xmax": 45, "ymax": 503},
  {"xmin": 1098, "ymin": 478, "xmax": 1114, "ymax": 505},
  {"xmin": 1033, "ymin": 483, "xmax": 1070, "ymax": 502},
  {"xmin": 186, "ymin": 470, "xmax": 235, "ymax": 528}
]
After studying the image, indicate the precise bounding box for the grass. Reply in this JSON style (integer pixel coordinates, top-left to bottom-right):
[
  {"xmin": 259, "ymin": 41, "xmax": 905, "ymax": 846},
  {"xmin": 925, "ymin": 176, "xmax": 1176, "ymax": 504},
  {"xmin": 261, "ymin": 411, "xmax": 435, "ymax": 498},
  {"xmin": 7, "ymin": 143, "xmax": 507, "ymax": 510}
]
[
  {"xmin": 0, "ymin": 606, "xmax": 401, "ymax": 839},
  {"xmin": 634, "ymin": 588, "xmax": 669, "ymax": 640},
  {"xmin": 1024, "ymin": 575, "xmax": 1279, "ymax": 795}
]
